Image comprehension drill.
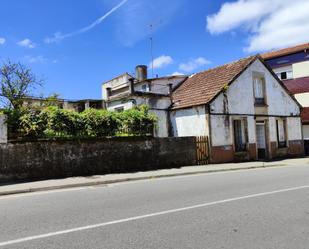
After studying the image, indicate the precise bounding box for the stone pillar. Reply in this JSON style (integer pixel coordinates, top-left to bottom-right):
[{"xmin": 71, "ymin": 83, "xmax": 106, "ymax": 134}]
[{"xmin": 0, "ymin": 115, "xmax": 8, "ymax": 144}]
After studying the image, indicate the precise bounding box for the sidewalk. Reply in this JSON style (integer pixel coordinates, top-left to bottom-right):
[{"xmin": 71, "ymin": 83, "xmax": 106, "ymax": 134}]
[{"xmin": 1, "ymin": 157, "xmax": 308, "ymax": 196}]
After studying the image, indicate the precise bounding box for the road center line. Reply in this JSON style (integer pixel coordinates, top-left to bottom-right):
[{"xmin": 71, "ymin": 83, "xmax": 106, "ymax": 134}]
[{"xmin": 1, "ymin": 184, "xmax": 309, "ymax": 247}]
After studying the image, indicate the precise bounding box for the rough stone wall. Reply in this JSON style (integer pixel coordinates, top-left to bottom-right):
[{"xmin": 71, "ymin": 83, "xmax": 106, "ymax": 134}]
[
  {"xmin": 0, "ymin": 137, "xmax": 196, "ymax": 180},
  {"xmin": 0, "ymin": 115, "xmax": 7, "ymax": 144}
]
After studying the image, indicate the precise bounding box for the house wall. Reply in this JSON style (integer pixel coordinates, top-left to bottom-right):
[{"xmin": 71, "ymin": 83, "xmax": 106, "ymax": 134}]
[
  {"xmin": 0, "ymin": 115, "xmax": 7, "ymax": 144},
  {"xmin": 107, "ymin": 96, "xmax": 171, "ymax": 137},
  {"xmin": 134, "ymin": 77, "xmax": 186, "ymax": 95},
  {"xmin": 303, "ymin": 125, "xmax": 309, "ymax": 139},
  {"xmin": 295, "ymin": 93, "xmax": 309, "ymax": 107},
  {"xmin": 293, "ymin": 61, "xmax": 309, "ymax": 78},
  {"xmin": 209, "ymin": 59, "xmax": 303, "ymax": 163},
  {"xmin": 170, "ymin": 106, "xmax": 209, "ymax": 137}
]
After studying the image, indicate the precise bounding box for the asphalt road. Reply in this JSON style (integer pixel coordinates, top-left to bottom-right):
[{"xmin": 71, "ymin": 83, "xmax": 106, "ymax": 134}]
[{"xmin": 0, "ymin": 164, "xmax": 309, "ymax": 249}]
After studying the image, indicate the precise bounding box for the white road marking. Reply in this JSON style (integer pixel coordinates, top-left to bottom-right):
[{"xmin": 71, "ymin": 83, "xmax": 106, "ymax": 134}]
[{"xmin": 0, "ymin": 184, "xmax": 309, "ymax": 247}]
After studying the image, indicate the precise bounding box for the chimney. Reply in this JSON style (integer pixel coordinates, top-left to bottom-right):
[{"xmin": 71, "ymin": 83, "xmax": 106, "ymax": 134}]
[
  {"xmin": 129, "ymin": 78, "xmax": 135, "ymax": 94},
  {"xmin": 135, "ymin": 65, "xmax": 148, "ymax": 82}
]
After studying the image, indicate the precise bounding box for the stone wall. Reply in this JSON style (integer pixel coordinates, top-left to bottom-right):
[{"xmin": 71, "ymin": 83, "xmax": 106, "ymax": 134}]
[
  {"xmin": 0, "ymin": 137, "xmax": 197, "ymax": 180},
  {"xmin": 0, "ymin": 115, "xmax": 7, "ymax": 144}
]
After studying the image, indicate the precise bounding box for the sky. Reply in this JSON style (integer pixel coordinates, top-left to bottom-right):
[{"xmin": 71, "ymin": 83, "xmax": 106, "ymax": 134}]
[{"xmin": 0, "ymin": 0, "xmax": 309, "ymax": 100}]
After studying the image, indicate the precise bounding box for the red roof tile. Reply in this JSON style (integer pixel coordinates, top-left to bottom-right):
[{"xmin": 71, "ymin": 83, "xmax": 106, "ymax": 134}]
[
  {"xmin": 283, "ymin": 76, "xmax": 309, "ymax": 94},
  {"xmin": 172, "ymin": 56, "xmax": 258, "ymax": 109},
  {"xmin": 301, "ymin": 107, "xmax": 309, "ymax": 124},
  {"xmin": 261, "ymin": 43, "xmax": 309, "ymax": 60}
]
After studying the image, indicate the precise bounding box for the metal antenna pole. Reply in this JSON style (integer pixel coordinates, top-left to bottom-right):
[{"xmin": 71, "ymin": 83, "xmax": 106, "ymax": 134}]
[{"xmin": 150, "ymin": 24, "xmax": 154, "ymax": 78}]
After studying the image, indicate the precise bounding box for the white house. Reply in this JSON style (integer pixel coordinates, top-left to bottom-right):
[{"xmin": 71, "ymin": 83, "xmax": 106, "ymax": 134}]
[
  {"xmin": 171, "ymin": 55, "xmax": 304, "ymax": 163},
  {"xmin": 102, "ymin": 66, "xmax": 187, "ymax": 137}
]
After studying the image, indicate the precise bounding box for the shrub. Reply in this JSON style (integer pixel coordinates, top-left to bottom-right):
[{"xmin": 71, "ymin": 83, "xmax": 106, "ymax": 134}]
[
  {"xmin": 118, "ymin": 105, "xmax": 157, "ymax": 136},
  {"xmin": 82, "ymin": 109, "xmax": 119, "ymax": 137},
  {"xmin": 5, "ymin": 105, "xmax": 157, "ymax": 139}
]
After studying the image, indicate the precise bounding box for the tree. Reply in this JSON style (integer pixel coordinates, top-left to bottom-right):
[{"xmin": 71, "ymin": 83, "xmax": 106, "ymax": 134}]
[{"xmin": 0, "ymin": 60, "xmax": 43, "ymax": 109}]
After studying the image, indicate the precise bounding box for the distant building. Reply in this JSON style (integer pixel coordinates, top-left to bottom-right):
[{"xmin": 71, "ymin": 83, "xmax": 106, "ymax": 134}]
[
  {"xmin": 22, "ymin": 96, "xmax": 103, "ymax": 112},
  {"xmin": 262, "ymin": 42, "xmax": 309, "ymax": 139}
]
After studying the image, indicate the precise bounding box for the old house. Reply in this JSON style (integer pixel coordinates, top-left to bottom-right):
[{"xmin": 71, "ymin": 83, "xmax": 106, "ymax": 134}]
[
  {"xmin": 261, "ymin": 42, "xmax": 309, "ymax": 140},
  {"xmin": 171, "ymin": 55, "xmax": 303, "ymax": 163},
  {"xmin": 102, "ymin": 65, "xmax": 187, "ymax": 137},
  {"xmin": 102, "ymin": 56, "xmax": 304, "ymax": 163}
]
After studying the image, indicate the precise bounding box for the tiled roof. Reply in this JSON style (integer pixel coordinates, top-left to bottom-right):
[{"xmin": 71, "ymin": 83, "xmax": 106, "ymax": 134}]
[
  {"xmin": 301, "ymin": 107, "xmax": 309, "ymax": 124},
  {"xmin": 283, "ymin": 76, "xmax": 309, "ymax": 94},
  {"xmin": 172, "ymin": 55, "xmax": 258, "ymax": 109},
  {"xmin": 261, "ymin": 43, "xmax": 309, "ymax": 60}
]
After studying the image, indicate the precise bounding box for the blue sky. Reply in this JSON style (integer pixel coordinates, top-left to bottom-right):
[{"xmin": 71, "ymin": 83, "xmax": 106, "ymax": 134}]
[{"xmin": 0, "ymin": 0, "xmax": 308, "ymax": 100}]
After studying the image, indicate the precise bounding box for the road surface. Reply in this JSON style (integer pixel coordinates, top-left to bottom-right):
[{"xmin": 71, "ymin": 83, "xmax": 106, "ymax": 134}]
[{"xmin": 0, "ymin": 164, "xmax": 309, "ymax": 248}]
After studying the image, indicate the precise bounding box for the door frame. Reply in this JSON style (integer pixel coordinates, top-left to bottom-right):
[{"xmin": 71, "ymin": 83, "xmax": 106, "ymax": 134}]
[{"xmin": 255, "ymin": 120, "xmax": 269, "ymax": 160}]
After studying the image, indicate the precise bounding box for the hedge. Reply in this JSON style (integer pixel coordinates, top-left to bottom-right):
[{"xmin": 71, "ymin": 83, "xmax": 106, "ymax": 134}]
[{"xmin": 4, "ymin": 105, "xmax": 157, "ymax": 139}]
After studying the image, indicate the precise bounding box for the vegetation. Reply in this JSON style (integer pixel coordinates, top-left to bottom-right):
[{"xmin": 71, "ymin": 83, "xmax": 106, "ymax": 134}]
[
  {"xmin": 4, "ymin": 105, "xmax": 157, "ymax": 139},
  {"xmin": 0, "ymin": 60, "xmax": 43, "ymax": 109}
]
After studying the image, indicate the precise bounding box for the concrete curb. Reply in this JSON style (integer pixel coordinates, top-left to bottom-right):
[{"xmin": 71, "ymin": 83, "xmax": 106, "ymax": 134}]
[{"xmin": 0, "ymin": 163, "xmax": 289, "ymax": 197}]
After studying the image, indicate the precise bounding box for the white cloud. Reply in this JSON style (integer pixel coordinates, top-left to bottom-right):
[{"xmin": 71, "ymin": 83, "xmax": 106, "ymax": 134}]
[
  {"xmin": 0, "ymin": 37, "xmax": 5, "ymax": 45},
  {"xmin": 206, "ymin": 0, "xmax": 309, "ymax": 52},
  {"xmin": 17, "ymin": 38, "xmax": 36, "ymax": 48},
  {"xmin": 171, "ymin": 71, "xmax": 185, "ymax": 76},
  {"xmin": 150, "ymin": 55, "xmax": 173, "ymax": 69},
  {"xmin": 179, "ymin": 57, "xmax": 211, "ymax": 72},
  {"xmin": 24, "ymin": 55, "xmax": 46, "ymax": 63},
  {"xmin": 45, "ymin": 0, "xmax": 128, "ymax": 43}
]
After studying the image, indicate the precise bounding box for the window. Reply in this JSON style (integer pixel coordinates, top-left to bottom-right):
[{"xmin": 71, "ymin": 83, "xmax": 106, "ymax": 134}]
[
  {"xmin": 276, "ymin": 119, "xmax": 286, "ymax": 148},
  {"xmin": 253, "ymin": 77, "xmax": 265, "ymax": 105},
  {"xmin": 114, "ymin": 106, "xmax": 124, "ymax": 112},
  {"xmin": 233, "ymin": 119, "xmax": 247, "ymax": 152},
  {"xmin": 276, "ymin": 70, "xmax": 293, "ymax": 80}
]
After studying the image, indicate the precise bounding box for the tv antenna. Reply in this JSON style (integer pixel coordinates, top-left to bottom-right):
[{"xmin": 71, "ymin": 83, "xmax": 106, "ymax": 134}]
[
  {"xmin": 149, "ymin": 24, "xmax": 154, "ymax": 78},
  {"xmin": 149, "ymin": 19, "xmax": 162, "ymax": 78}
]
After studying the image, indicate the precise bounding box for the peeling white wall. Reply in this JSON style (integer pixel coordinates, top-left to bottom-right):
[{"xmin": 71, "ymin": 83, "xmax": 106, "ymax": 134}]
[
  {"xmin": 0, "ymin": 115, "xmax": 7, "ymax": 144},
  {"xmin": 211, "ymin": 60, "xmax": 300, "ymax": 116},
  {"xmin": 287, "ymin": 117, "xmax": 303, "ymax": 141},
  {"xmin": 170, "ymin": 106, "xmax": 209, "ymax": 137},
  {"xmin": 208, "ymin": 59, "xmax": 302, "ymax": 146}
]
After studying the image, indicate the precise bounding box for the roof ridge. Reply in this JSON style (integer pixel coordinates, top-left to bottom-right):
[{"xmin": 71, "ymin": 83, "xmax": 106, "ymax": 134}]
[{"xmin": 192, "ymin": 54, "xmax": 258, "ymax": 76}]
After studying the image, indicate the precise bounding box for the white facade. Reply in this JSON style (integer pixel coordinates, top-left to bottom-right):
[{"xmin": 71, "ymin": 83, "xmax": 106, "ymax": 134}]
[
  {"xmin": 170, "ymin": 106, "xmax": 209, "ymax": 137},
  {"xmin": 0, "ymin": 115, "xmax": 7, "ymax": 144},
  {"xmin": 170, "ymin": 59, "xmax": 303, "ymax": 161},
  {"xmin": 293, "ymin": 61, "xmax": 309, "ymax": 79}
]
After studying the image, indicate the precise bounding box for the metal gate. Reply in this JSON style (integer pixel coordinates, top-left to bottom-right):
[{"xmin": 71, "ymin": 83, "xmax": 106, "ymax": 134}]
[{"xmin": 196, "ymin": 136, "xmax": 209, "ymax": 165}]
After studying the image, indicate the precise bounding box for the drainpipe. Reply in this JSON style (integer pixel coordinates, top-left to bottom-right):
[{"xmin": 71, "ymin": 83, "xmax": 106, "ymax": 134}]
[{"xmin": 168, "ymin": 83, "xmax": 173, "ymax": 95}]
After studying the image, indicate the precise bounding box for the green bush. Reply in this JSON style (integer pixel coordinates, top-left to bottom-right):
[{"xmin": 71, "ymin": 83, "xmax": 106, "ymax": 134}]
[
  {"xmin": 118, "ymin": 105, "xmax": 157, "ymax": 136},
  {"xmin": 82, "ymin": 109, "xmax": 119, "ymax": 136},
  {"xmin": 5, "ymin": 105, "xmax": 157, "ymax": 139}
]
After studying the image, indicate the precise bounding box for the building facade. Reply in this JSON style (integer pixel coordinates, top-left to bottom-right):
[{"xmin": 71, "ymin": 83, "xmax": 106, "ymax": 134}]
[
  {"xmin": 262, "ymin": 43, "xmax": 309, "ymax": 139},
  {"xmin": 171, "ymin": 56, "xmax": 303, "ymax": 163}
]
